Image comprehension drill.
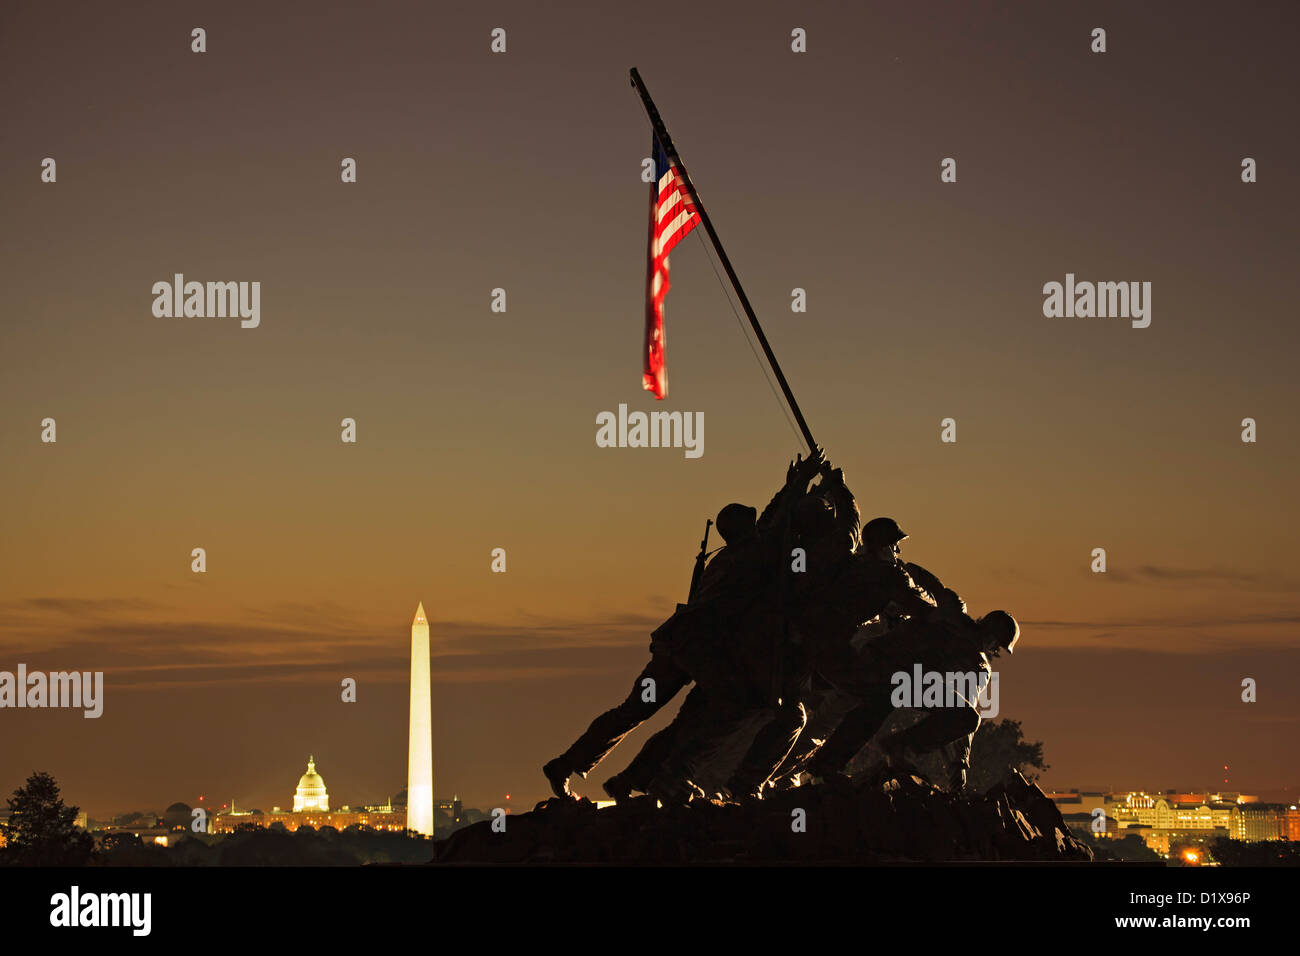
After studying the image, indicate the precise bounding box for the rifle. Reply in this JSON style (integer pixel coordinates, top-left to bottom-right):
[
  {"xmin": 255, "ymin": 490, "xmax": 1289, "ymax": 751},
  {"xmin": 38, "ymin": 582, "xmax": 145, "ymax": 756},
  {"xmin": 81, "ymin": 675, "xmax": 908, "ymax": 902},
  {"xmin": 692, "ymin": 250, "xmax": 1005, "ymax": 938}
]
[{"xmin": 686, "ymin": 518, "xmax": 713, "ymax": 602}]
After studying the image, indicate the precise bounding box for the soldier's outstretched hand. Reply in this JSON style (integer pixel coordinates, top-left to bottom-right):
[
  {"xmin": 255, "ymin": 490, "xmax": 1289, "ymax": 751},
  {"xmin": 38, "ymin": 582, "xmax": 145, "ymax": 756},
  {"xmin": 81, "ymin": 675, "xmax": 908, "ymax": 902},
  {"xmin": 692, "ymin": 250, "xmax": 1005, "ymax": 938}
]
[
  {"xmin": 820, "ymin": 460, "xmax": 844, "ymax": 484},
  {"xmin": 787, "ymin": 445, "xmax": 826, "ymax": 485},
  {"xmin": 802, "ymin": 445, "xmax": 827, "ymax": 478}
]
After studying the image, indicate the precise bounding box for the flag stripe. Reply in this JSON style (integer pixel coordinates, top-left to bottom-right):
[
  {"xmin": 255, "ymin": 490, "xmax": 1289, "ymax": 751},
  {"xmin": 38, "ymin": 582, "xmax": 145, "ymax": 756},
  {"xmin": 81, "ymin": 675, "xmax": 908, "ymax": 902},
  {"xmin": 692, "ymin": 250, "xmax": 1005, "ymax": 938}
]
[{"xmin": 643, "ymin": 134, "xmax": 700, "ymax": 399}]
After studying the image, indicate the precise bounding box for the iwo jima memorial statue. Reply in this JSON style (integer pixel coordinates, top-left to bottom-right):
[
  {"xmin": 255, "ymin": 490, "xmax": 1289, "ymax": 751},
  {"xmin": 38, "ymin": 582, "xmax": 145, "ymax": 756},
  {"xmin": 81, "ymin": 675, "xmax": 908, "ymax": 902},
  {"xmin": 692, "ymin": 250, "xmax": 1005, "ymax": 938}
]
[{"xmin": 437, "ymin": 70, "xmax": 1091, "ymax": 864}]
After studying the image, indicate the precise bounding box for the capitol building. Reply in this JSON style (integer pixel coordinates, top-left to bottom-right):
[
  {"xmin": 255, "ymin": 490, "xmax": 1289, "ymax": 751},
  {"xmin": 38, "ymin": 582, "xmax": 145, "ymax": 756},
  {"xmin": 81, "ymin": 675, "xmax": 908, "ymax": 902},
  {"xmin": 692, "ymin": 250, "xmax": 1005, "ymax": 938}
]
[
  {"xmin": 213, "ymin": 754, "xmax": 411, "ymax": 834},
  {"xmin": 292, "ymin": 755, "xmax": 329, "ymax": 812}
]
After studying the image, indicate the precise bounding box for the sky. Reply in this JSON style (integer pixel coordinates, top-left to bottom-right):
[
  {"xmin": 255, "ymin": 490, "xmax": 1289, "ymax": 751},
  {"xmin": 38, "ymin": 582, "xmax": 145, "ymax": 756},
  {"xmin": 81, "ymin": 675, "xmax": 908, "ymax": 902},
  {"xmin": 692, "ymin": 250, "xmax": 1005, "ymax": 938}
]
[{"xmin": 1, "ymin": 0, "xmax": 1297, "ymax": 818}]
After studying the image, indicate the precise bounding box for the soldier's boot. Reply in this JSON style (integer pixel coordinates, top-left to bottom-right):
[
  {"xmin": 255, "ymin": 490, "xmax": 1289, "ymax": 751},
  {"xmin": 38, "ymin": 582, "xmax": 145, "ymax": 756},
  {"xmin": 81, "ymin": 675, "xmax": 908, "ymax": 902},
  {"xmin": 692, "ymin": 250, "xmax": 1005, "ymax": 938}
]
[
  {"xmin": 948, "ymin": 766, "xmax": 968, "ymax": 794},
  {"xmin": 810, "ymin": 770, "xmax": 856, "ymax": 794},
  {"xmin": 602, "ymin": 772, "xmax": 633, "ymax": 803},
  {"xmin": 725, "ymin": 780, "xmax": 765, "ymax": 802},
  {"xmin": 646, "ymin": 772, "xmax": 703, "ymax": 807},
  {"xmin": 542, "ymin": 757, "xmax": 574, "ymax": 800},
  {"xmin": 765, "ymin": 773, "xmax": 799, "ymax": 793},
  {"xmin": 725, "ymin": 700, "xmax": 806, "ymax": 803}
]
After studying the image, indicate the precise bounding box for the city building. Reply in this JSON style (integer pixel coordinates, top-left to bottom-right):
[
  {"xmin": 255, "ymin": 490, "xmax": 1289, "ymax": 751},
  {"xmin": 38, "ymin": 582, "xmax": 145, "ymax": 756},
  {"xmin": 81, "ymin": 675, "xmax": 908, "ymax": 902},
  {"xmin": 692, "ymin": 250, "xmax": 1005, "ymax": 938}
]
[
  {"xmin": 1048, "ymin": 788, "xmax": 1300, "ymax": 856},
  {"xmin": 212, "ymin": 807, "xmax": 407, "ymax": 834},
  {"xmin": 292, "ymin": 755, "xmax": 329, "ymax": 812},
  {"xmin": 211, "ymin": 755, "xmax": 408, "ymax": 834},
  {"xmin": 1232, "ymin": 803, "xmax": 1300, "ymax": 841}
]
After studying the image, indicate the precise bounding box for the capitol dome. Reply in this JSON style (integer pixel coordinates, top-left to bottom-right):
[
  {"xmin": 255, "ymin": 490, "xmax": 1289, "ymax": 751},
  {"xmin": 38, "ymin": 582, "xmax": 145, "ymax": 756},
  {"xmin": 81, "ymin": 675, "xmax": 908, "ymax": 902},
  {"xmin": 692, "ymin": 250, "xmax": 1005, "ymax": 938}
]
[{"xmin": 293, "ymin": 755, "xmax": 329, "ymax": 812}]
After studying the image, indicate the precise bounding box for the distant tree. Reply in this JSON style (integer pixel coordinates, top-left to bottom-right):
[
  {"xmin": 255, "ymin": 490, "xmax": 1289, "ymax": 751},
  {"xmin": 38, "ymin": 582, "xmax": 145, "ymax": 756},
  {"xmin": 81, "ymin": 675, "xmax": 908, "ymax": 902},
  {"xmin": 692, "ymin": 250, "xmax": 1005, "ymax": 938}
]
[
  {"xmin": 1208, "ymin": 838, "xmax": 1300, "ymax": 867},
  {"xmin": 113, "ymin": 822, "xmax": 440, "ymax": 866},
  {"xmin": 0, "ymin": 771, "xmax": 95, "ymax": 866},
  {"xmin": 97, "ymin": 833, "xmax": 173, "ymax": 867},
  {"xmin": 1083, "ymin": 833, "xmax": 1163, "ymax": 863},
  {"xmin": 99, "ymin": 833, "xmax": 142, "ymax": 854},
  {"xmin": 168, "ymin": 835, "xmax": 216, "ymax": 866},
  {"xmin": 218, "ymin": 827, "xmax": 303, "ymax": 866},
  {"xmin": 846, "ymin": 716, "xmax": 1048, "ymax": 794},
  {"xmin": 966, "ymin": 718, "xmax": 1048, "ymax": 793}
]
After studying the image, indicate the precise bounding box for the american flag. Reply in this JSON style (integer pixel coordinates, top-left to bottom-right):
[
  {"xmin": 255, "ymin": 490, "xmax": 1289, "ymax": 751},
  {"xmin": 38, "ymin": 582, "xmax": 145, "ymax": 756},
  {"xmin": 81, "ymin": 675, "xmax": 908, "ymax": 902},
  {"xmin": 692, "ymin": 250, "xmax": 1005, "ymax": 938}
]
[{"xmin": 643, "ymin": 133, "xmax": 701, "ymax": 399}]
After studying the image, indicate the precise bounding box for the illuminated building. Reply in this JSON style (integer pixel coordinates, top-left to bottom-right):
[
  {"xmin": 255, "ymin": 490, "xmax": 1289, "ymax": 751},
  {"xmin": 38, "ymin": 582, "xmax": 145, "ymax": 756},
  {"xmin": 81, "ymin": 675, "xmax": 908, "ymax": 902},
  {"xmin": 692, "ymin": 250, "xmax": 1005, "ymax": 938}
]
[
  {"xmin": 212, "ymin": 807, "xmax": 408, "ymax": 834},
  {"xmin": 212, "ymin": 757, "xmax": 419, "ymax": 835},
  {"xmin": 1052, "ymin": 789, "xmax": 1293, "ymax": 856},
  {"xmin": 408, "ymin": 602, "xmax": 434, "ymax": 836},
  {"xmin": 292, "ymin": 755, "xmax": 330, "ymax": 812},
  {"xmin": 1231, "ymin": 803, "xmax": 1300, "ymax": 842},
  {"xmin": 1110, "ymin": 792, "xmax": 1242, "ymax": 832}
]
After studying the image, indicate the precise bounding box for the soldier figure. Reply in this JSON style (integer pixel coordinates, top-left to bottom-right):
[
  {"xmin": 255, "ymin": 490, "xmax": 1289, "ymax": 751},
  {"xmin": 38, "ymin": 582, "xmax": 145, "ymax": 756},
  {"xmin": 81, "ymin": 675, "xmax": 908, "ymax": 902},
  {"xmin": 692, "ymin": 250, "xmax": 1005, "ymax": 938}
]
[
  {"xmin": 721, "ymin": 466, "xmax": 862, "ymax": 798},
  {"xmin": 808, "ymin": 609, "xmax": 1020, "ymax": 787},
  {"xmin": 773, "ymin": 517, "xmax": 941, "ymax": 785},
  {"xmin": 876, "ymin": 610, "xmax": 1019, "ymax": 791},
  {"xmin": 548, "ymin": 445, "xmax": 1020, "ymax": 806},
  {"xmin": 543, "ymin": 449, "xmax": 824, "ymax": 799}
]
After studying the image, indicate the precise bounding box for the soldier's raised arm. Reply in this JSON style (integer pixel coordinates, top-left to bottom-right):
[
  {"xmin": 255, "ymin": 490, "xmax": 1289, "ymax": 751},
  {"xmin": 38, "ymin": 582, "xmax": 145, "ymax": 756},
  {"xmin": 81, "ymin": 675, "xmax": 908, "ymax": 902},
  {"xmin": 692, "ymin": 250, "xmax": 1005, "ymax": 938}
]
[
  {"xmin": 888, "ymin": 562, "xmax": 940, "ymax": 619},
  {"xmin": 904, "ymin": 562, "xmax": 969, "ymax": 620},
  {"xmin": 757, "ymin": 445, "xmax": 825, "ymax": 531}
]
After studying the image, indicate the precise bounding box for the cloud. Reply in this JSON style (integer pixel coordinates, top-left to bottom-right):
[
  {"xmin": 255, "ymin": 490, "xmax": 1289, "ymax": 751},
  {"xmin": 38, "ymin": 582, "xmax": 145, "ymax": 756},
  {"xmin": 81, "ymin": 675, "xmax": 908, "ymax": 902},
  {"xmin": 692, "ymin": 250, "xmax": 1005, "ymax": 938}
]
[
  {"xmin": 0, "ymin": 595, "xmax": 657, "ymax": 689},
  {"xmin": 1024, "ymin": 611, "xmax": 1300, "ymax": 630},
  {"xmin": 1017, "ymin": 606, "xmax": 1300, "ymax": 653},
  {"xmin": 1097, "ymin": 565, "xmax": 1275, "ymax": 587}
]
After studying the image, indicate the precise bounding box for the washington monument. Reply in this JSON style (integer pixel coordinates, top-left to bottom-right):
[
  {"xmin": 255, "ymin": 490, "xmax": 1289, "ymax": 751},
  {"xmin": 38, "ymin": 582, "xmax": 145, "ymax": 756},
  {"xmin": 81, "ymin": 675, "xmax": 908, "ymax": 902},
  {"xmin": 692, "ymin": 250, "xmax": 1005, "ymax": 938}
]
[{"xmin": 408, "ymin": 602, "xmax": 434, "ymax": 835}]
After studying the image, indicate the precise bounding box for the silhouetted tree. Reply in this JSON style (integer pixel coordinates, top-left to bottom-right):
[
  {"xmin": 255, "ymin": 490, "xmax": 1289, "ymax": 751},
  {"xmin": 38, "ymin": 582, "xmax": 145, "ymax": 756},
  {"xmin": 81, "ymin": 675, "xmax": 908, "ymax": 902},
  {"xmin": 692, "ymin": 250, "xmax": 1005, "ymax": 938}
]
[
  {"xmin": 0, "ymin": 771, "xmax": 94, "ymax": 866},
  {"xmin": 1208, "ymin": 837, "xmax": 1300, "ymax": 867},
  {"xmin": 845, "ymin": 716, "xmax": 1048, "ymax": 794},
  {"xmin": 1082, "ymin": 832, "xmax": 1163, "ymax": 863},
  {"xmin": 967, "ymin": 718, "xmax": 1048, "ymax": 793},
  {"xmin": 97, "ymin": 833, "xmax": 173, "ymax": 867}
]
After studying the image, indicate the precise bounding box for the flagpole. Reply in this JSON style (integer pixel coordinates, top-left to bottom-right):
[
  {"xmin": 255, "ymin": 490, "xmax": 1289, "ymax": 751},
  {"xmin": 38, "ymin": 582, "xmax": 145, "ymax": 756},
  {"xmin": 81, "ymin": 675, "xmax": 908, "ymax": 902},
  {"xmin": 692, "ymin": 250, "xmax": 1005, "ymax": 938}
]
[{"xmin": 630, "ymin": 67, "xmax": 817, "ymax": 455}]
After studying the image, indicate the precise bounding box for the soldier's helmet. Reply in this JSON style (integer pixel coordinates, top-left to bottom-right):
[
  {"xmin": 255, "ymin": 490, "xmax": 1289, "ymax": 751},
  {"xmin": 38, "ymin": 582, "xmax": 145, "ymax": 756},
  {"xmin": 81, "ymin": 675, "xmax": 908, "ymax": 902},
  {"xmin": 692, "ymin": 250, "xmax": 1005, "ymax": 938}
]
[
  {"xmin": 979, "ymin": 610, "xmax": 1020, "ymax": 655},
  {"xmin": 861, "ymin": 517, "xmax": 908, "ymax": 551},
  {"xmin": 715, "ymin": 503, "xmax": 758, "ymax": 543},
  {"xmin": 792, "ymin": 495, "xmax": 836, "ymax": 537}
]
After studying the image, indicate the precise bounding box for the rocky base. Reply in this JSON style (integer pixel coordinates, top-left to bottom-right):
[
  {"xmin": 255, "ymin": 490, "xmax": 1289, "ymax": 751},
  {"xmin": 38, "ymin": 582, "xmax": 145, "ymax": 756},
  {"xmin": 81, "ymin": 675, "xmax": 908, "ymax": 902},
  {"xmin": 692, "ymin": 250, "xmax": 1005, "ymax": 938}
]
[{"xmin": 433, "ymin": 771, "xmax": 1093, "ymax": 864}]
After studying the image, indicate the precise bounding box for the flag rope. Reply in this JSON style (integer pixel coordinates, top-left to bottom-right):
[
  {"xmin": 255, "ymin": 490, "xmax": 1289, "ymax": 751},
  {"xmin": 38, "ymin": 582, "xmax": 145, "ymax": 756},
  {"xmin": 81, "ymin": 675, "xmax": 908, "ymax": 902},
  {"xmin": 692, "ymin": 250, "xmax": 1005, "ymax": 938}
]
[{"xmin": 693, "ymin": 229, "xmax": 807, "ymax": 448}]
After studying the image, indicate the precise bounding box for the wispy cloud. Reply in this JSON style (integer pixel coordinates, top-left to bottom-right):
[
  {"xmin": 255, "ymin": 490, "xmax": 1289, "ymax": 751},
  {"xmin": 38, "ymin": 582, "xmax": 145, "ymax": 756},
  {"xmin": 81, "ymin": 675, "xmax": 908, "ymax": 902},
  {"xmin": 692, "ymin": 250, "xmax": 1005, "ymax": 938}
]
[
  {"xmin": 0, "ymin": 596, "xmax": 659, "ymax": 689},
  {"xmin": 1019, "ymin": 606, "xmax": 1300, "ymax": 652},
  {"xmin": 1096, "ymin": 565, "xmax": 1279, "ymax": 587},
  {"xmin": 1024, "ymin": 612, "xmax": 1300, "ymax": 630}
]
